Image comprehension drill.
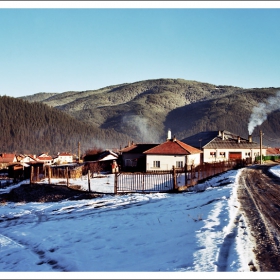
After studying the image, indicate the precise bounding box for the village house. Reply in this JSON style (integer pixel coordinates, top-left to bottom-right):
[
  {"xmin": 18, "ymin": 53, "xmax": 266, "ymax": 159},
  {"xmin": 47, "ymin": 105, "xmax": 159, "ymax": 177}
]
[
  {"xmin": 83, "ymin": 150, "xmax": 119, "ymax": 173},
  {"xmin": 120, "ymin": 143, "xmax": 158, "ymax": 172},
  {"xmin": 0, "ymin": 153, "xmax": 17, "ymax": 169},
  {"xmin": 143, "ymin": 135, "xmax": 202, "ymax": 171},
  {"xmin": 16, "ymin": 154, "xmax": 37, "ymax": 164},
  {"xmin": 266, "ymin": 147, "xmax": 280, "ymax": 156},
  {"xmin": 53, "ymin": 152, "xmax": 73, "ymax": 165},
  {"xmin": 181, "ymin": 130, "xmax": 266, "ymax": 163},
  {"xmin": 120, "ymin": 130, "xmax": 202, "ymax": 172},
  {"xmin": 36, "ymin": 153, "xmax": 53, "ymax": 165}
]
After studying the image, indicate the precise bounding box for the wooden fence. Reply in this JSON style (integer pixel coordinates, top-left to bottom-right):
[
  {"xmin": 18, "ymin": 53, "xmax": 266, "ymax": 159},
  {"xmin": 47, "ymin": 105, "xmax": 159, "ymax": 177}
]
[
  {"xmin": 30, "ymin": 165, "xmax": 84, "ymax": 186},
  {"xmin": 28, "ymin": 159, "xmax": 247, "ymax": 194},
  {"xmin": 115, "ymin": 159, "xmax": 245, "ymax": 193}
]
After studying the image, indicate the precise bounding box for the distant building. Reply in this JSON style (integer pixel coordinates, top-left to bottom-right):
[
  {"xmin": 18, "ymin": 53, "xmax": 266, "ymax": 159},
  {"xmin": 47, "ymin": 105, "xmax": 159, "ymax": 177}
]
[
  {"xmin": 144, "ymin": 136, "xmax": 201, "ymax": 171},
  {"xmin": 120, "ymin": 143, "xmax": 158, "ymax": 172},
  {"xmin": 83, "ymin": 150, "xmax": 119, "ymax": 173},
  {"xmin": 37, "ymin": 153, "xmax": 53, "ymax": 165},
  {"xmin": 17, "ymin": 154, "xmax": 37, "ymax": 164},
  {"xmin": 0, "ymin": 153, "xmax": 17, "ymax": 169},
  {"xmin": 181, "ymin": 130, "xmax": 265, "ymax": 163},
  {"xmin": 53, "ymin": 152, "xmax": 73, "ymax": 164}
]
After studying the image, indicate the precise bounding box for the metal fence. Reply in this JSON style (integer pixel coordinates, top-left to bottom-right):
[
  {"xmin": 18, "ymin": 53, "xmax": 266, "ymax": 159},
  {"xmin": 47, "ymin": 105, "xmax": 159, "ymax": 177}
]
[{"xmin": 116, "ymin": 170, "xmax": 175, "ymax": 193}]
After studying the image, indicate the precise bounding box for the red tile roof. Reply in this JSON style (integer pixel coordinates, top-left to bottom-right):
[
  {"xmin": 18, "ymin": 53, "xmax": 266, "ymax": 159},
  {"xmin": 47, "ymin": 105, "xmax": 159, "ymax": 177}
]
[
  {"xmin": 0, "ymin": 153, "xmax": 16, "ymax": 163},
  {"xmin": 144, "ymin": 139, "xmax": 202, "ymax": 155},
  {"xmin": 37, "ymin": 156, "xmax": 52, "ymax": 161},
  {"xmin": 266, "ymin": 147, "xmax": 280, "ymax": 155}
]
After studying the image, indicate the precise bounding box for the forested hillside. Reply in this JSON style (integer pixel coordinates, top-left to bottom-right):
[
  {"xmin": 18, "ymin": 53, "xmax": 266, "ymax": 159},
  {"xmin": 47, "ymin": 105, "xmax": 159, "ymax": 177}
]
[
  {"xmin": 21, "ymin": 78, "xmax": 280, "ymax": 147},
  {"xmin": 0, "ymin": 96, "xmax": 130, "ymax": 155}
]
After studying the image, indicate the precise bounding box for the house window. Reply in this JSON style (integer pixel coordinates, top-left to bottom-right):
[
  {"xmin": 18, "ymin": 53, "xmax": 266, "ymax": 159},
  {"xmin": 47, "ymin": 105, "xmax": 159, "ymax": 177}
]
[
  {"xmin": 220, "ymin": 152, "xmax": 225, "ymax": 157},
  {"xmin": 176, "ymin": 161, "xmax": 183, "ymax": 168},
  {"xmin": 153, "ymin": 161, "xmax": 160, "ymax": 168},
  {"xmin": 245, "ymin": 152, "xmax": 251, "ymax": 157},
  {"xmin": 210, "ymin": 152, "xmax": 216, "ymax": 157}
]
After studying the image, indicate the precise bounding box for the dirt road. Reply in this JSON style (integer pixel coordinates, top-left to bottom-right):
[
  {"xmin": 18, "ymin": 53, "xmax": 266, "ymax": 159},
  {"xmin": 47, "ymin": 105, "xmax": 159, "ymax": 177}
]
[{"xmin": 237, "ymin": 163, "xmax": 280, "ymax": 272}]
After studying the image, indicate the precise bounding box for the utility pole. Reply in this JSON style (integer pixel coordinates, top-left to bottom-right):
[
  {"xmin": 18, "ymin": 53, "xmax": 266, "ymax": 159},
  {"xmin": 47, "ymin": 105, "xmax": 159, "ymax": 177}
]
[
  {"xmin": 78, "ymin": 141, "xmax": 81, "ymax": 163},
  {"xmin": 260, "ymin": 130, "xmax": 263, "ymax": 165}
]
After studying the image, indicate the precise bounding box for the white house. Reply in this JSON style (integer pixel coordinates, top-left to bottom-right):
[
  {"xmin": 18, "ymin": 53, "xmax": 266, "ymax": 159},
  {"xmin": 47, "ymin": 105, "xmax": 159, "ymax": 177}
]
[
  {"xmin": 16, "ymin": 154, "xmax": 37, "ymax": 164},
  {"xmin": 181, "ymin": 130, "xmax": 266, "ymax": 163},
  {"xmin": 53, "ymin": 152, "xmax": 73, "ymax": 164},
  {"xmin": 37, "ymin": 153, "xmax": 53, "ymax": 165},
  {"xmin": 143, "ymin": 136, "xmax": 202, "ymax": 171}
]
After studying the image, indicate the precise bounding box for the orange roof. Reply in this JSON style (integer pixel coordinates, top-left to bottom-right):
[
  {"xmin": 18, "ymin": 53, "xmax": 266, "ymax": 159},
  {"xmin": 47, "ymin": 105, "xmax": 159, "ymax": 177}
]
[
  {"xmin": 266, "ymin": 147, "xmax": 280, "ymax": 155},
  {"xmin": 37, "ymin": 156, "xmax": 52, "ymax": 161},
  {"xmin": 0, "ymin": 153, "xmax": 16, "ymax": 163},
  {"xmin": 144, "ymin": 139, "xmax": 202, "ymax": 155}
]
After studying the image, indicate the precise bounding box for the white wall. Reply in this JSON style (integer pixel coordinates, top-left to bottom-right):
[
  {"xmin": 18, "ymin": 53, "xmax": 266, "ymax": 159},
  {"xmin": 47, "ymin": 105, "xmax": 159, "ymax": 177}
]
[
  {"xmin": 186, "ymin": 153, "xmax": 201, "ymax": 166},
  {"xmin": 58, "ymin": 155, "xmax": 73, "ymax": 163},
  {"xmin": 146, "ymin": 154, "xmax": 200, "ymax": 171},
  {"xmin": 203, "ymin": 148, "xmax": 263, "ymax": 163}
]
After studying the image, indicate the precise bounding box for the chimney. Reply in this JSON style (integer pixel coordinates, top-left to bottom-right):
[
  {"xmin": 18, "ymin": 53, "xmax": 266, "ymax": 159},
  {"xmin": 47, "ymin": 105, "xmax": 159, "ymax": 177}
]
[
  {"xmin": 218, "ymin": 130, "xmax": 222, "ymax": 137},
  {"xmin": 167, "ymin": 129, "xmax": 172, "ymax": 140},
  {"xmin": 248, "ymin": 135, "xmax": 252, "ymax": 143},
  {"xmin": 222, "ymin": 130, "xmax": 225, "ymax": 140},
  {"xmin": 173, "ymin": 135, "xmax": 177, "ymax": 142},
  {"xmin": 237, "ymin": 136, "xmax": 241, "ymax": 143}
]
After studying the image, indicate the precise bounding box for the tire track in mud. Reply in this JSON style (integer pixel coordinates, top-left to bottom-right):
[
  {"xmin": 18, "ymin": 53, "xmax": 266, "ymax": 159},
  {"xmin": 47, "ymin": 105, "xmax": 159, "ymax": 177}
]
[{"xmin": 237, "ymin": 164, "xmax": 280, "ymax": 272}]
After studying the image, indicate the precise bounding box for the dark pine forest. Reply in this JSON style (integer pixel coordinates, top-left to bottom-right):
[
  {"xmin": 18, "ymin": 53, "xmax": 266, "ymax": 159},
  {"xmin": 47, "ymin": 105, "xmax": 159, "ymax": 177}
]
[{"xmin": 0, "ymin": 96, "xmax": 129, "ymax": 156}]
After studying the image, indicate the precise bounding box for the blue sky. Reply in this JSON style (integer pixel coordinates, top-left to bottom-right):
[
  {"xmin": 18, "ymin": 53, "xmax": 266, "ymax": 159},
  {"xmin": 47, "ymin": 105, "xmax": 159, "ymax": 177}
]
[{"xmin": 1, "ymin": 2, "xmax": 280, "ymax": 97}]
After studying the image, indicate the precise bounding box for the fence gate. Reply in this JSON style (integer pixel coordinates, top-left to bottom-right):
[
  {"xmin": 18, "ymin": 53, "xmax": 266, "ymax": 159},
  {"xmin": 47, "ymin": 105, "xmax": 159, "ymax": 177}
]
[{"xmin": 116, "ymin": 171, "xmax": 175, "ymax": 193}]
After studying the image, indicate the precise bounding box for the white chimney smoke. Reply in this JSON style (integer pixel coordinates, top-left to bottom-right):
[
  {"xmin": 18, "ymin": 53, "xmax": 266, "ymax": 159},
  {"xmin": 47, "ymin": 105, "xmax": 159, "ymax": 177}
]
[{"xmin": 248, "ymin": 91, "xmax": 280, "ymax": 135}]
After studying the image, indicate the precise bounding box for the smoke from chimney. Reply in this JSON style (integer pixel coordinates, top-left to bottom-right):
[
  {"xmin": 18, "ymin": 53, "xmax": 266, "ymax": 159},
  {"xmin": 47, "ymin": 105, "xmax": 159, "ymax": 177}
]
[{"xmin": 248, "ymin": 91, "xmax": 280, "ymax": 135}]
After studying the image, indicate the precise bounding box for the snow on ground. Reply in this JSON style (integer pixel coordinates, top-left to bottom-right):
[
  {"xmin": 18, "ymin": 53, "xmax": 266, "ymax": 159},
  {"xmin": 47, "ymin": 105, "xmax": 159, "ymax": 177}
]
[
  {"xmin": 268, "ymin": 164, "xmax": 280, "ymax": 178},
  {"xmin": 0, "ymin": 167, "xmax": 280, "ymax": 278}
]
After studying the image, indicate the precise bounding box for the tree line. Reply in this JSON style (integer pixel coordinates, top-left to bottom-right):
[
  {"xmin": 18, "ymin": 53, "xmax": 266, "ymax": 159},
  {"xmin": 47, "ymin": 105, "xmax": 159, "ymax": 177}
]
[{"xmin": 0, "ymin": 96, "xmax": 130, "ymax": 156}]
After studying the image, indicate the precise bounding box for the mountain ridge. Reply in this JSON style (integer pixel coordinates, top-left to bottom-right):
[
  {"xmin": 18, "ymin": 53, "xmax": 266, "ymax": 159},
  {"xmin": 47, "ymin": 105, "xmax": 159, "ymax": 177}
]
[
  {"xmin": 20, "ymin": 78, "xmax": 280, "ymax": 145},
  {"xmin": 1, "ymin": 78, "xmax": 277, "ymax": 154}
]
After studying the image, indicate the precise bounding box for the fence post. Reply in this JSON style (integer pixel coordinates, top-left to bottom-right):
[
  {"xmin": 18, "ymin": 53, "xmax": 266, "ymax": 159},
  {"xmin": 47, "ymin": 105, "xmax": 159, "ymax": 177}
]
[
  {"xmin": 172, "ymin": 166, "xmax": 177, "ymax": 191},
  {"xmin": 30, "ymin": 166, "xmax": 34, "ymax": 184},
  {"xmin": 66, "ymin": 167, "xmax": 69, "ymax": 188},
  {"xmin": 36, "ymin": 166, "xmax": 39, "ymax": 182},
  {"xmin": 184, "ymin": 163, "xmax": 188, "ymax": 187},
  {"xmin": 114, "ymin": 172, "xmax": 118, "ymax": 194},
  {"xmin": 87, "ymin": 169, "xmax": 91, "ymax": 192},
  {"xmin": 190, "ymin": 165, "xmax": 193, "ymax": 186},
  {"xmin": 48, "ymin": 166, "xmax": 51, "ymax": 184}
]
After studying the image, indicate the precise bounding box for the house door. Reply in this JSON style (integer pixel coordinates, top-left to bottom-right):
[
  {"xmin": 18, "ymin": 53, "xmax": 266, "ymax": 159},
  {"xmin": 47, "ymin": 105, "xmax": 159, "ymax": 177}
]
[{"xmin": 229, "ymin": 152, "xmax": 242, "ymax": 160}]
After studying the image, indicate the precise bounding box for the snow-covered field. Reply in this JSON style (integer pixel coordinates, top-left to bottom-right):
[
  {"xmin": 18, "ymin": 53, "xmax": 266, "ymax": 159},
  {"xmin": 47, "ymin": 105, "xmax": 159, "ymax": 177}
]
[{"xmin": 1, "ymin": 166, "xmax": 280, "ymax": 278}]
